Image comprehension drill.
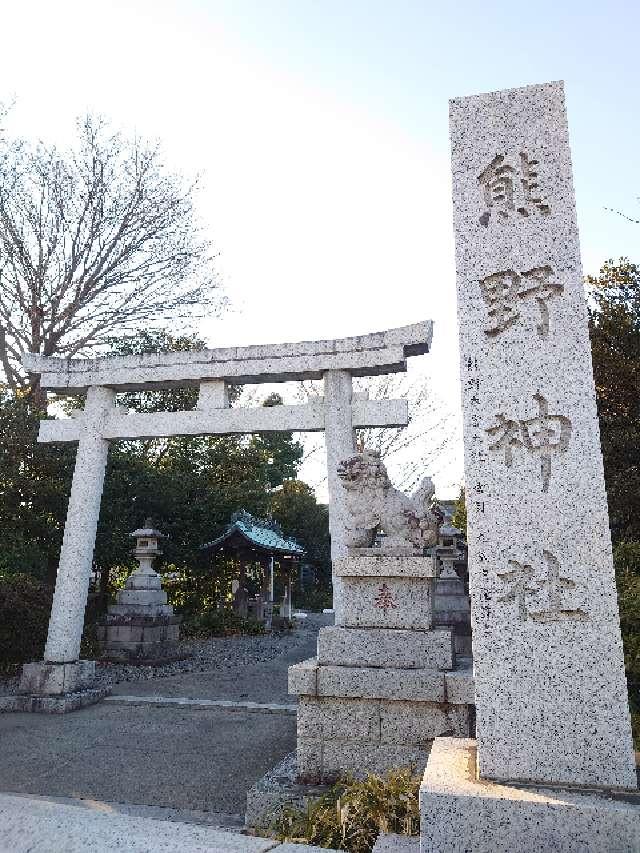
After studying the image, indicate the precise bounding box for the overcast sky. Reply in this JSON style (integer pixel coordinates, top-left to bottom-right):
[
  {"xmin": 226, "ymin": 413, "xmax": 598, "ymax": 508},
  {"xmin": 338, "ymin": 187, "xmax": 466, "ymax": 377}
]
[{"xmin": 1, "ymin": 1, "xmax": 638, "ymax": 499}]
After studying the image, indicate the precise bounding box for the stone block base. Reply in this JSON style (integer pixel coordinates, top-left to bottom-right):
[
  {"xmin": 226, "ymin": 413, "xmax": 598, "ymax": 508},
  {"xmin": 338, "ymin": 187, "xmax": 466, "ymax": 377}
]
[
  {"xmin": 317, "ymin": 626, "xmax": 453, "ymax": 670},
  {"xmin": 245, "ymin": 752, "xmax": 330, "ymax": 830},
  {"xmin": 333, "ymin": 555, "xmax": 437, "ymax": 631},
  {"xmin": 420, "ymin": 738, "xmax": 640, "ymax": 853},
  {"xmin": 19, "ymin": 660, "xmax": 96, "ymax": 696},
  {"xmin": 298, "ymin": 736, "xmax": 429, "ymax": 783},
  {"xmin": 296, "ymin": 696, "xmax": 471, "ymax": 783},
  {"xmin": 0, "ymin": 685, "xmax": 111, "ymax": 714},
  {"xmin": 97, "ymin": 615, "xmax": 181, "ymax": 663},
  {"xmin": 289, "ymin": 658, "xmax": 474, "ymax": 705}
]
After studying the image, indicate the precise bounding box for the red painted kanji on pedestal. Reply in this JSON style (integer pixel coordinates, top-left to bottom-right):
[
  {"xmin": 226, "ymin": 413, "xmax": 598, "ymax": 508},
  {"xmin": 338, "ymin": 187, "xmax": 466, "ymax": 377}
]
[{"xmin": 374, "ymin": 583, "xmax": 397, "ymax": 612}]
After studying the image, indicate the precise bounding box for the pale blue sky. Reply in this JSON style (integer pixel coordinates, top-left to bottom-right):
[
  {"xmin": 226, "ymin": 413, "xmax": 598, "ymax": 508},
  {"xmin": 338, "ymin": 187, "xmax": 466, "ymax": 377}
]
[
  {"xmin": 1, "ymin": 1, "xmax": 638, "ymax": 497},
  {"xmin": 205, "ymin": 0, "xmax": 639, "ymax": 267}
]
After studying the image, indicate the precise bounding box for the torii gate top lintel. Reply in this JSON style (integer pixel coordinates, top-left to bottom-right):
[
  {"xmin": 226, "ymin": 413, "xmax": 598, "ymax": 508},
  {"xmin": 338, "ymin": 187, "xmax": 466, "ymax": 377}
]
[{"xmin": 23, "ymin": 320, "xmax": 432, "ymax": 393}]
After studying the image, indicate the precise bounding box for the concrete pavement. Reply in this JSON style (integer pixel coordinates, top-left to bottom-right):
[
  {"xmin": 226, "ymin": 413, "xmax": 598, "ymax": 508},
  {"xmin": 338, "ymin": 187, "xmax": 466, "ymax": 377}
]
[
  {"xmin": 0, "ymin": 792, "xmax": 331, "ymax": 852},
  {"xmin": 0, "ymin": 616, "xmax": 328, "ymax": 818}
]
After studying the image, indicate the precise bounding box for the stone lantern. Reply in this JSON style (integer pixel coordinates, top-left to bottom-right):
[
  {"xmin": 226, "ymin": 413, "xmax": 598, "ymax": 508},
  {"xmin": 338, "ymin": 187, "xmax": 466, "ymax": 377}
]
[
  {"xmin": 130, "ymin": 520, "xmax": 167, "ymax": 582},
  {"xmin": 432, "ymin": 522, "xmax": 471, "ymax": 657},
  {"xmin": 97, "ymin": 519, "xmax": 182, "ymax": 663}
]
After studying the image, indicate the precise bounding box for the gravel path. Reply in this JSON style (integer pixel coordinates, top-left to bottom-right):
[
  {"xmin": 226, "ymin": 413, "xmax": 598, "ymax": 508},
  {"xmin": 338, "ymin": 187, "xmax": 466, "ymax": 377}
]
[{"xmin": 0, "ymin": 613, "xmax": 329, "ymax": 697}]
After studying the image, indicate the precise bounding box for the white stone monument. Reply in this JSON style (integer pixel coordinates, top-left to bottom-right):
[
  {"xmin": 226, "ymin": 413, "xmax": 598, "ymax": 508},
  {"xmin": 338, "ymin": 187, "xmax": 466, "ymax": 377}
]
[
  {"xmin": 420, "ymin": 80, "xmax": 639, "ymax": 852},
  {"xmin": 16, "ymin": 322, "xmax": 432, "ymax": 710}
]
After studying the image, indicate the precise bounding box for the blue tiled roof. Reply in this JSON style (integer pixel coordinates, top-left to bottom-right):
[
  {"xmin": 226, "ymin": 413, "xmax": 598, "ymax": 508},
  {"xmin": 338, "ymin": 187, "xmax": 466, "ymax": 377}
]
[{"xmin": 202, "ymin": 510, "xmax": 305, "ymax": 555}]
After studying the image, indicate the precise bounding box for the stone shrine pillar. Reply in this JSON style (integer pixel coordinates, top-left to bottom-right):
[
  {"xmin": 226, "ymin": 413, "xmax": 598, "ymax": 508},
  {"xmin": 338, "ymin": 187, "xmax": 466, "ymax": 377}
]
[
  {"xmin": 19, "ymin": 386, "xmax": 115, "ymax": 701},
  {"xmin": 420, "ymin": 81, "xmax": 638, "ymax": 853},
  {"xmin": 98, "ymin": 520, "xmax": 181, "ymax": 663},
  {"xmin": 324, "ymin": 369, "xmax": 355, "ymax": 610}
]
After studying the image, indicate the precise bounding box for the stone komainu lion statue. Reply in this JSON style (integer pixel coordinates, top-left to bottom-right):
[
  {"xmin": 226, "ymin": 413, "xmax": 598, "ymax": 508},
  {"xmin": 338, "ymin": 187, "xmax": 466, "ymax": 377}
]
[{"xmin": 337, "ymin": 449, "xmax": 440, "ymax": 551}]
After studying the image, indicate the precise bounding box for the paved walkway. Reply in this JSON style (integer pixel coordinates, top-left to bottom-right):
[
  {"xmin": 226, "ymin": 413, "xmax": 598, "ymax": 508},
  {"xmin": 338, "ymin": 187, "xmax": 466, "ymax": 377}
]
[
  {"xmin": 0, "ymin": 615, "xmax": 328, "ymax": 821},
  {"xmin": 0, "ymin": 792, "xmax": 330, "ymax": 852}
]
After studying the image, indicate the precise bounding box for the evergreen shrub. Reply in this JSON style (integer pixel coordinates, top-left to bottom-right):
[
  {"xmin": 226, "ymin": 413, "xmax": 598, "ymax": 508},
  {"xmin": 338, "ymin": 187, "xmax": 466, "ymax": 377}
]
[
  {"xmin": 0, "ymin": 573, "xmax": 52, "ymax": 676},
  {"xmin": 613, "ymin": 541, "xmax": 640, "ymax": 746},
  {"xmin": 182, "ymin": 608, "xmax": 265, "ymax": 637}
]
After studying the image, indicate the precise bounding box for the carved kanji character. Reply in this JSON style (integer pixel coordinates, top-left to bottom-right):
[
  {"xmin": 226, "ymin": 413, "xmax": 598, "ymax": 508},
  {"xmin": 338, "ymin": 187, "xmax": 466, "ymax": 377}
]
[
  {"xmin": 528, "ymin": 551, "xmax": 588, "ymax": 622},
  {"xmin": 478, "ymin": 155, "xmax": 517, "ymax": 226},
  {"xmin": 520, "ymin": 393, "xmax": 572, "ymax": 492},
  {"xmin": 518, "ymin": 153, "xmax": 551, "ymax": 218},
  {"xmin": 496, "ymin": 560, "xmax": 538, "ymax": 622},
  {"xmin": 518, "ymin": 265, "xmax": 563, "ymax": 338},
  {"xmin": 497, "ymin": 551, "xmax": 588, "ymax": 623},
  {"xmin": 485, "ymin": 413, "xmax": 522, "ymax": 466},
  {"xmin": 480, "ymin": 270, "xmax": 522, "ymax": 336},
  {"xmin": 480, "ymin": 265, "xmax": 563, "ymax": 338},
  {"xmin": 478, "ymin": 152, "xmax": 551, "ymax": 226}
]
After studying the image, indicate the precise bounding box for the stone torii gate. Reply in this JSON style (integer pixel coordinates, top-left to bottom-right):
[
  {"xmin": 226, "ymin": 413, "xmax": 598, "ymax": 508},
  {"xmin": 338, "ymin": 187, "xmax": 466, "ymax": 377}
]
[{"xmin": 19, "ymin": 321, "xmax": 432, "ymax": 702}]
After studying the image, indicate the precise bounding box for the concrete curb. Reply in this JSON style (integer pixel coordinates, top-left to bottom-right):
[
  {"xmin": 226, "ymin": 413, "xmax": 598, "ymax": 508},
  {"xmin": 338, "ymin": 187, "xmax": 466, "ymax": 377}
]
[{"xmin": 105, "ymin": 694, "xmax": 297, "ymax": 714}]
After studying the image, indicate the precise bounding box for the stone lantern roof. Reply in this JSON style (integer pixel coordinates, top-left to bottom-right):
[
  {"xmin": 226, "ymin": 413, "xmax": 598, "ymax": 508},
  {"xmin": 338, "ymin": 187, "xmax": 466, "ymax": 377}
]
[{"xmin": 130, "ymin": 518, "xmax": 167, "ymax": 540}]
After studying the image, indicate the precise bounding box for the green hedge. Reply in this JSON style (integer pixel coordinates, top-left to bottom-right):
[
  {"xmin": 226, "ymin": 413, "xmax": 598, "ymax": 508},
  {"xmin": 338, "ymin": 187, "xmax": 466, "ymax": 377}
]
[
  {"xmin": 0, "ymin": 573, "xmax": 53, "ymax": 677},
  {"xmin": 181, "ymin": 607, "xmax": 265, "ymax": 638}
]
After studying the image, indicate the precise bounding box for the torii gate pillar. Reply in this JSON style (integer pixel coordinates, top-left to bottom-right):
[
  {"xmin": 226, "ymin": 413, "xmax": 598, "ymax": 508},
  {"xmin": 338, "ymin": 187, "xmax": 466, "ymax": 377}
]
[
  {"xmin": 324, "ymin": 370, "xmax": 356, "ymax": 609},
  {"xmin": 324, "ymin": 369, "xmax": 355, "ymax": 561}
]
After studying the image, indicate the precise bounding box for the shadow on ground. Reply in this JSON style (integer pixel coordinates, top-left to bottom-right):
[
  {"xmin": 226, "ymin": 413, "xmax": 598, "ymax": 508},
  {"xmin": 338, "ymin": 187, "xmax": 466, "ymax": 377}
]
[{"xmin": 0, "ymin": 614, "xmax": 330, "ymax": 816}]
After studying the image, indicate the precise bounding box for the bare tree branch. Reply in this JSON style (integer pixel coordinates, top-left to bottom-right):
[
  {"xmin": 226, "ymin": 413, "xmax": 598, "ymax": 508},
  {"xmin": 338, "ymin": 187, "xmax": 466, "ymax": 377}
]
[
  {"xmin": 605, "ymin": 198, "xmax": 640, "ymax": 225},
  {"xmin": 0, "ymin": 113, "xmax": 223, "ymax": 395}
]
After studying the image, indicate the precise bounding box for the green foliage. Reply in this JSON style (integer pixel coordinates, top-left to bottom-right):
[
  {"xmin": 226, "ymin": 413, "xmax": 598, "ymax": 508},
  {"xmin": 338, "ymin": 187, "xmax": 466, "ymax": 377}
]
[
  {"xmin": 295, "ymin": 584, "xmax": 333, "ymax": 613},
  {"xmin": 588, "ymin": 259, "xmax": 640, "ymax": 541},
  {"xmin": 181, "ymin": 607, "xmax": 265, "ymax": 638},
  {"xmin": 631, "ymin": 712, "xmax": 640, "ymax": 750},
  {"xmin": 267, "ymin": 769, "xmax": 420, "ymax": 853},
  {"xmin": 270, "ymin": 479, "xmax": 331, "ymax": 591},
  {"xmin": 0, "ymin": 392, "xmax": 75, "ymax": 581},
  {"xmin": 451, "ymin": 486, "xmax": 467, "ymax": 536},
  {"xmin": 588, "ymin": 259, "xmax": 640, "ymax": 745},
  {"xmin": 612, "ymin": 541, "xmax": 640, "ymax": 746},
  {"xmin": 91, "ymin": 332, "xmax": 305, "ymax": 585},
  {"xmin": 0, "ymin": 573, "xmax": 53, "ymax": 676},
  {"xmin": 0, "ymin": 330, "xmax": 315, "ymax": 625},
  {"xmin": 613, "ymin": 542, "xmax": 640, "ymax": 688}
]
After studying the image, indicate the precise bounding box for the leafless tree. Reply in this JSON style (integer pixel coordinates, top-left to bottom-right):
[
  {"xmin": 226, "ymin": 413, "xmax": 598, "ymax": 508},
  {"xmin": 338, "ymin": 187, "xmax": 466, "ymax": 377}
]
[
  {"xmin": 605, "ymin": 197, "xmax": 640, "ymax": 224},
  {"xmin": 292, "ymin": 372, "xmax": 455, "ymax": 492},
  {"xmin": 352, "ymin": 373, "xmax": 454, "ymax": 491},
  {"xmin": 0, "ymin": 112, "xmax": 222, "ymax": 398}
]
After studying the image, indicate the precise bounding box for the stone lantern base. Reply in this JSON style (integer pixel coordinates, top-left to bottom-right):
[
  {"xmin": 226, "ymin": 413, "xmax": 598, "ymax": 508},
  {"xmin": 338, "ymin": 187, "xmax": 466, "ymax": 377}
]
[
  {"xmin": 97, "ymin": 613, "xmax": 182, "ymax": 664},
  {"xmin": 97, "ymin": 563, "xmax": 184, "ymax": 664}
]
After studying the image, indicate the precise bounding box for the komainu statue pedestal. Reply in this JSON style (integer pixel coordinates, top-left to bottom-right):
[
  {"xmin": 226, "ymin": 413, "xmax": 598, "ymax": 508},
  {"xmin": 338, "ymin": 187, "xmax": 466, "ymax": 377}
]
[
  {"xmin": 289, "ymin": 554, "xmax": 473, "ymax": 782},
  {"xmin": 246, "ymin": 552, "xmax": 474, "ymax": 830},
  {"xmin": 246, "ymin": 450, "xmax": 474, "ymax": 829}
]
